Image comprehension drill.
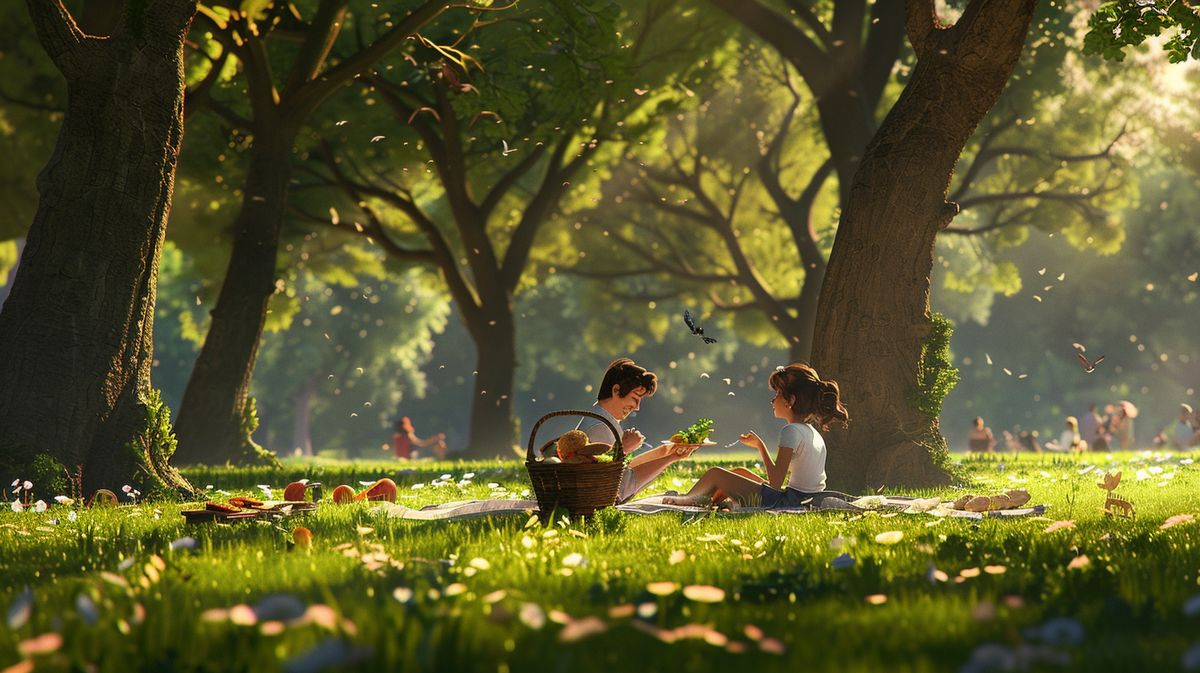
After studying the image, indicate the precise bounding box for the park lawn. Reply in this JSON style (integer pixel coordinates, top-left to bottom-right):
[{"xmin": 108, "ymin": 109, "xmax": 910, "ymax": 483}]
[{"xmin": 3, "ymin": 451, "xmax": 1200, "ymax": 673}]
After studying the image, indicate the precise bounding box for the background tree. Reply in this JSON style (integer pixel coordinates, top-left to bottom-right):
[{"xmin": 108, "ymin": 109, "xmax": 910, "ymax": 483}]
[
  {"xmin": 0, "ymin": 0, "xmax": 198, "ymax": 496},
  {"xmin": 809, "ymin": 0, "xmax": 1038, "ymax": 491},
  {"xmin": 171, "ymin": 0, "xmax": 478, "ymax": 466},
  {"xmin": 297, "ymin": 0, "xmax": 722, "ymax": 456}
]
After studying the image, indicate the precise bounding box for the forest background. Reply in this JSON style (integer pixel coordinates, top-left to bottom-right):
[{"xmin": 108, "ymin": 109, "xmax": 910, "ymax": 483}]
[{"xmin": 1, "ymin": 0, "xmax": 1197, "ymax": 463}]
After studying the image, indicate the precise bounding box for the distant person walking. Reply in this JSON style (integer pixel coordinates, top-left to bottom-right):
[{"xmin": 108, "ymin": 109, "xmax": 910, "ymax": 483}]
[
  {"xmin": 968, "ymin": 417, "xmax": 997, "ymax": 453},
  {"xmin": 1113, "ymin": 401, "xmax": 1137, "ymax": 451},
  {"xmin": 1080, "ymin": 404, "xmax": 1102, "ymax": 450}
]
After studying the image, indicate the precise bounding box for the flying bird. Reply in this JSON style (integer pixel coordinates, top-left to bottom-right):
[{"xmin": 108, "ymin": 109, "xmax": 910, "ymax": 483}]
[
  {"xmin": 1076, "ymin": 352, "xmax": 1105, "ymax": 373},
  {"xmin": 683, "ymin": 310, "xmax": 717, "ymax": 344}
]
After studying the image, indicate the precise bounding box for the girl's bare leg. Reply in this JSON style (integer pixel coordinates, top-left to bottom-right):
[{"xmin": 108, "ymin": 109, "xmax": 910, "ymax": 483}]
[
  {"xmin": 713, "ymin": 467, "xmax": 764, "ymax": 503},
  {"xmin": 663, "ymin": 468, "xmax": 761, "ymax": 506}
]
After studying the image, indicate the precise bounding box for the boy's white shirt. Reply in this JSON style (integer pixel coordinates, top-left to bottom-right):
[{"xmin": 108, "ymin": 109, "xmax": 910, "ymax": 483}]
[{"xmin": 779, "ymin": 422, "xmax": 827, "ymax": 492}]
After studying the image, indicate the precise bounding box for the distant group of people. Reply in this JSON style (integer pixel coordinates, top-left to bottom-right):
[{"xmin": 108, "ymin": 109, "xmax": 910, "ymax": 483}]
[{"xmin": 969, "ymin": 400, "xmax": 1199, "ymax": 454}]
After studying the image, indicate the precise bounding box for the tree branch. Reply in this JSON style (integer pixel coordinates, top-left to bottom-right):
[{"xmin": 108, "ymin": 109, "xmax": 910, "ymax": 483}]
[
  {"xmin": 282, "ymin": 0, "xmax": 349, "ymax": 99},
  {"xmin": 904, "ymin": 0, "xmax": 938, "ymax": 55},
  {"xmin": 289, "ymin": 0, "xmax": 452, "ymax": 116},
  {"xmin": 707, "ymin": 0, "xmax": 834, "ymax": 94},
  {"xmin": 24, "ymin": 0, "xmax": 86, "ymax": 76}
]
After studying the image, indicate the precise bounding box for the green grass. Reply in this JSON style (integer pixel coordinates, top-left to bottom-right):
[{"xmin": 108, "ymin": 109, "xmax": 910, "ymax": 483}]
[{"xmin": 4, "ymin": 451, "xmax": 1200, "ymax": 673}]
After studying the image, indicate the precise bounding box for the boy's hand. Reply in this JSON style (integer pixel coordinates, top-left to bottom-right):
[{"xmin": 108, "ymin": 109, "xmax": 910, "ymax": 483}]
[
  {"xmin": 739, "ymin": 431, "xmax": 766, "ymax": 451},
  {"xmin": 622, "ymin": 428, "xmax": 645, "ymax": 452}
]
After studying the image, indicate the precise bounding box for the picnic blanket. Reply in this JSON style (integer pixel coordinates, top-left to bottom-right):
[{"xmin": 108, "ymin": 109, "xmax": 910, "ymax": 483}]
[{"xmin": 372, "ymin": 495, "xmax": 1046, "ymax": 522}]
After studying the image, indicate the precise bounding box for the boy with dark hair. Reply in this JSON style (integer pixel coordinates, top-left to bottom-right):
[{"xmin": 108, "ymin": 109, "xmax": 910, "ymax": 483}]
[{"xmin": 581, "ymin": 358, "xmax": 695, "ymax": 502}]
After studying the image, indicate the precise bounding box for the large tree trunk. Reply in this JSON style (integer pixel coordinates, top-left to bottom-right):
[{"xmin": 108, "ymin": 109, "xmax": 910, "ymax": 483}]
[
  {"xmin": 811, "ymin": 0, "xmax": 1037, "ymax": 491},
  {"xmin": 462, "ymin": 308, "xmax": 518, "ymax": 458},
  {"xmin": 172, "ymin": 130, "xmax": 296, "ymax": 465},
  {"xmin": 0, "ymin": 0, "xmax": 197, "ymax": 496}
]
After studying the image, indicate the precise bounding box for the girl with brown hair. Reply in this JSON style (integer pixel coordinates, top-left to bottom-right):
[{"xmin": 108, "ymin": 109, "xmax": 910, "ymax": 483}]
[{"xmin": 663, "ymin": 363, "xmax": 849, "ymax": 508}]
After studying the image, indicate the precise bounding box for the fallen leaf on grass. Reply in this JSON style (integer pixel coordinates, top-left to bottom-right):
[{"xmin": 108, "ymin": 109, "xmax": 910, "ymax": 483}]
[
  {"xmin": 682, "ymin": 585, "xmax": 725, "ymax": 603},
  {"xmin": 1067, "ymin": 555, "xmax": 1090, "ymax": 570},
  {"xmin": 1044, "ymin": 520, "xmax": 1076, "ymax": 533},
  {"xmin": 759, "ymin": 637, "xmax": 786, "ymax": 654},
  {"xmin": 17, "ymin": 632, "xmax": 62, "ymax": 656},
  {"xmin": 874, "ymin": 531, "xmax": 904, "ymax": 545},
  {"xmin": 647, "ymin": 581, "xmax": 679, "ymax": 596},
  {"xmin": 668, "ymin": 549, "xmax": 686, "ymax": 565},
  {"xmin": 1161, "ymin": 514, "xmax": 1195, "ymax": 530},
  {"xmin": 559, "ymin": 616, "xmax": 607, "ymax": 642}
]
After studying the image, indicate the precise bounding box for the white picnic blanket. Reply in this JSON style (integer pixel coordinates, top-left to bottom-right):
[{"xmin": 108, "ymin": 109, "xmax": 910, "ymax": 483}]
[{"xmin": 371, "ymin": 495, "xmax": 1046, "ymax": 521}]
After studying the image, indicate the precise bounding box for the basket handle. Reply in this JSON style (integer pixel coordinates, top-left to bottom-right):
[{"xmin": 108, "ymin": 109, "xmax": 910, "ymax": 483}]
[{"xmin": 526, "ymin": 410, "xmax": 625, "ymax": 463}]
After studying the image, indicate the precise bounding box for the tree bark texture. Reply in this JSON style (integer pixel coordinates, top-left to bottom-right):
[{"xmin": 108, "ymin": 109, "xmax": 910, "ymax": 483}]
[
  {"xmin": 172, "ymin": 130, "xmax": 296, "ymax": 465},
  {"xmin": 0, "ymin": 0, "xmax": 197, "ymax": 495},
  {"xmin": 811, "ymin": 0, "xmax": 1037, "ymax": 491}
]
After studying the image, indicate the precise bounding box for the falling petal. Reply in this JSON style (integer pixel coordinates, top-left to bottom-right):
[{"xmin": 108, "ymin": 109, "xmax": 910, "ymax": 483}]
[{"xmin": 668, "ymin": 549, "xmax": 686, "ymax": 565}]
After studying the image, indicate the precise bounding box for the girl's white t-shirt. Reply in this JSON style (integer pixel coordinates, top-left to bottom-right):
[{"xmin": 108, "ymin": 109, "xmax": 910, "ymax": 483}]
[{"xmin": 779, "ymin": 422, "xmax": 826, "ymax": 492}]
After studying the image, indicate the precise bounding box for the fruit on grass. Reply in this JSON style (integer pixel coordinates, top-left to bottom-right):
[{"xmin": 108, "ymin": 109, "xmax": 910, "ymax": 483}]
[
  {"xmin": 331, "ymin": 485, "xmax": 356, "ymax": 504},
  {"xmin": 356, "ymin": 478, "xmax": 398, "ymax": 502},
  {"xmin": 292, "ymin": 526, "xmax": 313, "ymax": 549},
  {"xmin": 283, "ymin": 481, "xmax": 308, "ymax": 502}
]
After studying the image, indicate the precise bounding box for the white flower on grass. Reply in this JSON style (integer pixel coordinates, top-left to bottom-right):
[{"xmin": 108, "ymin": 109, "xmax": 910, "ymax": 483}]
[
  {"xmin": 562, "ymin": 553, "xmax": 585, "ymax": 568},
  {"xmin": 68, "ymin": 511, "xmax": 77, "ymax": 522},
  {"xmin": 22, "ymin": 481, "xmax": 32, "ymax": 491},
  {"xmin": 32, "ymin": 500, "xmax": 47, "ymax": 513},
  {"xmin": 462, "ymin": 472, "xmax": 476, "ymax": 480},
  {"xmin": 10, "ymin": 500, "xmax": 21, "ymax": 512},
  {"xmin": 257, "ymin": 485, "xmax": 273, "ymax": 499},
  {"xmin": 53, "ymin": 496, "xmax": 72, "ymax": 504},
  {"xmin": 122, "ymin": 484, "xmax": 133, "ymax": 494}
]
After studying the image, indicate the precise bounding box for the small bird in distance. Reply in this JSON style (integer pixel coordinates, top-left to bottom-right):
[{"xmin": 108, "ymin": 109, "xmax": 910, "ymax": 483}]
[
  {"xmin": 683, "ymin": 309, "xmax": 717, "ymax": 344},
  {"xmin": 1076, "ymin": 352, "xmax": 1105, "ymax": 373}
]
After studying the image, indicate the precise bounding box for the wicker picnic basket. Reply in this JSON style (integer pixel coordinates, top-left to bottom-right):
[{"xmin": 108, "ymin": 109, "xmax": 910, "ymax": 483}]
[{"xmin": 525, "ymin": 410, "xmax": 626, "ymax": 519}]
